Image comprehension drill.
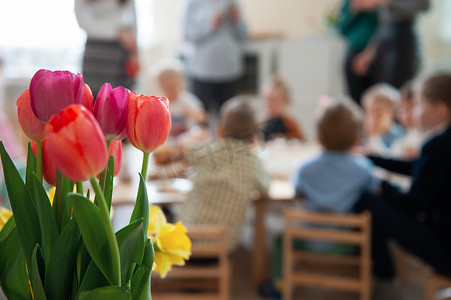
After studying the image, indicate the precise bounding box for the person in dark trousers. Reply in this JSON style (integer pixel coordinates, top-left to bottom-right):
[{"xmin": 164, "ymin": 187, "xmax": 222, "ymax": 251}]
[
  {"xmin": 352, "ymin": 0, "xmax": 429, "ymax": 90},
  {"xmin": 336, "ymin": 0, "xmax": 378, "ymax": 105}
]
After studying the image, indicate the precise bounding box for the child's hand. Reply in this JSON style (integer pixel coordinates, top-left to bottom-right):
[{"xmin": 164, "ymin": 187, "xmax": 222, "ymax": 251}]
[{"xmin": 352, "ymin": 47, "xmax": 376, "ymax": 76}]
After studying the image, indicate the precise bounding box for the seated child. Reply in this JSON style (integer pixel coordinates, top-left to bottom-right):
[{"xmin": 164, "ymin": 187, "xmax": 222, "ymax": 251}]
[
  {"xmin": 262, "ymin": 99, "xmax": 380, "ymax": 298},
  {"xmin": 357, "ymin": 73, "xmax": 451, "ymax": 281},
  {"xmin": 362, "ymin": 83, "xmax": 404, "ymax": 156},
  {"xmin": 260, "ymin": 75, "xmax": 305, "ymax": 142},
  {"xmin": 177, "ymin": 95, "xmax": 270, "ymax": 252},
  {"xmin": 391, "ymin": 81, "xmax": 423, "ymax": 159},
  {"xmin": 294, "ymin": 99, "xmax": 380, "ymax": 214},
  {"xmin": 153, "ymin": 59, "xmax": 207, "ymax": 137}
]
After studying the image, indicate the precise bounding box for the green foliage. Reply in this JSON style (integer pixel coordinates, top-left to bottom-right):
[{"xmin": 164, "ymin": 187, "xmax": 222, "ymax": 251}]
[{"xmin": 0, "ymin": 143, "xmax": 154, "ymax": 299}]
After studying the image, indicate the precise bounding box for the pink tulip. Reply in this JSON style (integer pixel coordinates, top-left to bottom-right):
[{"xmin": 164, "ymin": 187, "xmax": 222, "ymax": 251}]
[
  {"xmin": 109, "ymin": 140, "xmax": 122, "ymax": 177},
  {"xmin": 17, "ymin": 89, "xmax": 46, "ymax": 142},
  {"xmin": 30, "ymin": 69, "xmax": 84, "ymax": 122},
  {"xmin": 82, "ymin": 84, "xmax": 94, "ymax": 113},
  {"xmin": 31, "ymin": 140, "xmax": 57, "ymax": 186},
  {"xmin": 45, "ymin": 105, "xmax": 108, "ymax": 182},
  {"xmin": 93, "ymin": 83, "xmax": 129, "ymax": 141},
  {"xmin": 126, "ymin": 94, "xmax": 172, "ymax": 153}
]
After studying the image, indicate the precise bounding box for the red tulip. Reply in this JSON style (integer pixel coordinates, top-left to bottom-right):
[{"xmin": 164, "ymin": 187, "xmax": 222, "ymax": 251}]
[
  {"xmin": 126, "ymin": 94, "xmax": 171, "ymax": 153},
  {"xmin": 17, "ymin": 89, "xmax": 46, "ymax": 142},
  {"xmin": 109, "ymin": 140, "xmax": 122, "ymax": 177},
  {"xmin": 45, "ymin": 104, "xmax": 108, "ymax": 182},
  {"xmin": 31, "ymin": 140, "xmax": 57, "ymax": 186},
  {"xmin": 30, "ymin": 69, "xmax": 84, "ymax": 122},
  {"xmin": 82, "ymin": 84, "xmax": 94, "ymax": 113},
  {"xmin": 93, "ymin": 83, "xmax": 129, "ymax": 141}
]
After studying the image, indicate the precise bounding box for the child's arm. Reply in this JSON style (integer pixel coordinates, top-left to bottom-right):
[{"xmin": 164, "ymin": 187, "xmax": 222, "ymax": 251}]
[
  {"xmin": 368, "ymin": 155, "xmax": 413, "ymax": 176},
  {"xmin": 253, "ymin": 157, "xmax": 270, "ymax": 196},
  {"xmin": 283, "ymin": 115, "xmax": 305, "ymax": 141}
]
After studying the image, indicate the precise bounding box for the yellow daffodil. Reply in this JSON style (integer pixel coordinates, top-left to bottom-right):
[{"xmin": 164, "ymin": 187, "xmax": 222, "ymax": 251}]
[
  {"xmin": 47, "ymin": 187, "xmax": 56, "ymax": 205},
  {"xmin": 148, "ymin": 205, "xmax": 167, "ymax": 235},
  {"xmin": 0, "ymin": 207, "xmax": 13, "ymax": 231},
  {"xmin": 147, "ymin": 205, "xmax": 191, "ymax": 278}
]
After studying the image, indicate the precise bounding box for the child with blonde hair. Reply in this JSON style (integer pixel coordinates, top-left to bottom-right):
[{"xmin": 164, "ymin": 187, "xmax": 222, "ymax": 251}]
[
  {"xmin": 260, "ymin": 75, "xmax": 305, "ymax": 142},
  {"xmin": 362, "ymin": 83, "xmax": 404, "ymax": 155},
  {"xmin": 153, "ymin": 59, "xmax": 206, "ymax": 137}
]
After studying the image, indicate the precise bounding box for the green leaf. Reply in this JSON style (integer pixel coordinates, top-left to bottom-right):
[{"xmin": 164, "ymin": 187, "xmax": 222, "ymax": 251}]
[
  {"xmin": 96, "ymin": 156, "xmax": 114, "ymax": 212},
  {"xmin": 78, "ymin": 286, "xmax": 131, "ymax": 300},
  {"xmin": 0, "ymin": 216, "xmax": 16, "ymax": 244},
  {"xmin": 77, "ymin": 261, "xmax": 109, "ymax": 299},
  {"xmin": 32, "ymin": 174, "xmax": 59, "ymax": 267},
  {"xmin": 45, "ymin": 219, "xmax": 80, "ymax": 300},
  {"xmin": 0, "ymin": 227, "xmax": 33, "ymax": 300},
  {"xmin": 61, "ymin": 176, "xmax": 74, "ymax": 230},
  {"xmin": 130, "ymin": 175, "xmax": 149, "ymax": 232},
  {"xmin": 30, "ymin": 244, "xmax": 47, "ymax": 300},
  {"xmin": 132, "ymin": 239, "xmax": 154, "ymax": 300},
  {"xmin": 53, "ymin": 171, "xmax": 74, "ymax": 232},
  {"xmin": 104, "ymin": 156, "xmax": 115, "ymax": 212},
  {"xmin": 69, "ymin": 193, "xmax": 115, "ymax": 285},
  {"xmin": 25, "ymin": 143, "xmax": 37, "ymax": 193},
  {"xmin": 116, "ymin": 219, "xmax": 145, "ymax": 285},
  {"xmin": 0, "ymin": 141, "xmax": 41, "ymax": 268},
  {"xmin": 130, "ymin": 266, "xmax": 145, "ymax": 299},
  {"xmin": 77, "ymin": 241, "xmax": 92, "ymax": 287}
]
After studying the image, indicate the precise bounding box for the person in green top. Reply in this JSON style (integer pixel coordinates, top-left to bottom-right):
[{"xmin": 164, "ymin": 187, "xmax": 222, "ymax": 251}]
[{"xmin": 336, "ymin": 0, "xmax": 378, "ymax": 105}]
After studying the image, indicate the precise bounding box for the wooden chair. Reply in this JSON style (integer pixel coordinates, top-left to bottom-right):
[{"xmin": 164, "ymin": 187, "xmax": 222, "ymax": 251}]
[
  {"xmin": 424, "ymin": 267, "xmax": 451, "ymax": 300},
  {"xmin": 283, "ymin": 209, "xmax": 371, "ymax": 300},
  {"xmin": 152, "ymin": 225, "xmax": 230, "ymax": 300}
]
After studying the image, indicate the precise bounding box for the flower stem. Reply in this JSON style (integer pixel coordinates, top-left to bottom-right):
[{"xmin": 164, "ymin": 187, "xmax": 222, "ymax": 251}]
[
  {"xmin": 90, "ymin": 177, "xmax": 121, "ymax": 287},
  {"xmin": 36, "ymin": 141, "xmax": 43, "ymax": 183},
  {"xmin": 99, "ymin": 141, "xmax": 111, "ymax": 192},
  {"xmin": 76, "ymin": 181, "xmax": 83, "ymax": 194},
  {"xmin": 141, "ymin": 152, "xmax": 150, "ymax": 180}
]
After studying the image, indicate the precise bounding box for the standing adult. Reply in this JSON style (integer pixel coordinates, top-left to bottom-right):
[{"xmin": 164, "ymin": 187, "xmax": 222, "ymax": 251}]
[
  {"xmin": 181, "ymin": 0, "xmax": 248, "ymax": 115},
  {"xmin": 336, "ymin": 0, "xmax": 379, "ymax": 105},
  {"xmin": 352, "ymin": 0, "xmax": 430, "ymax": 89},
  {"xmin": 75, "ymin": 0, "xmax": 139, "ymax": 96}
]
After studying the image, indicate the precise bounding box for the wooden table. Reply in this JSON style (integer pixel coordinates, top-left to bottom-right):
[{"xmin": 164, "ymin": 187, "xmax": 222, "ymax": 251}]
[
  {"xmin": 113, "ymin": 142, "xmax": 320, "ymax": 287},
  {"xmin": 251, "ymin": 142, "xmax": 320, "ymax": 287}
]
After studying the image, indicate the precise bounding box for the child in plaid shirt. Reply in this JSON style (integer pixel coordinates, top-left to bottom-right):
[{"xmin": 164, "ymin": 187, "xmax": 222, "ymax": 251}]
[{"xmin": 177, "ymin": 95, "xmax": 270, "ymax": 252}]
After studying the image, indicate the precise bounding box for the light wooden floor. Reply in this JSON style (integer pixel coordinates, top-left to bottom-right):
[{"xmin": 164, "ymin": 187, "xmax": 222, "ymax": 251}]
[{"xmin": 230, "ymin": 246, "xmax": 426, "ymax": 300}]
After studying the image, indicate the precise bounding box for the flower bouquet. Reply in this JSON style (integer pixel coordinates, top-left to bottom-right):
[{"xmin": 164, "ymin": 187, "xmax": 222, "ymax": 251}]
[{"xmin": 0, "ymin": 69, "xmax": 191, "ymax": 299}]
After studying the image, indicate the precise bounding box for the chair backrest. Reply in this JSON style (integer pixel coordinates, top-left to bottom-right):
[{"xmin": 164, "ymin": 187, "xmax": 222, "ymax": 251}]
[
  {"xmin": 283, "ymin": 209, "xmax": 371, "ymax": 300},
  {"xmin": 152, "ymin": 225, "xmax": 230, "ymax": 300}
]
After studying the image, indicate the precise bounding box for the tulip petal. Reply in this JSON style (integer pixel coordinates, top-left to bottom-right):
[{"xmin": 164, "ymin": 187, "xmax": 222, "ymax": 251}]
[
  {"xmin": 30, "ymin": 69, "xmax": 84, "ymax": 122},
  {"xmin": 45, "ymin": 105, "xmax": 108, "ymax": 182}
]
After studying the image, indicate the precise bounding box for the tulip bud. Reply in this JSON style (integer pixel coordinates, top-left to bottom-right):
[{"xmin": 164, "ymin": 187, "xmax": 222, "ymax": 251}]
[
  {"xmin": 126, "ymin": 94, "xmax": 171, "ymax": 153},
  {"xmin": 31, "ymin": 140, "xmax": 57, "ymax": 186},
  {"xmin": 30, "ymin": 69, "xmax": 84, "ymax": 122},
  {"xmin": 17, "ymin": 89, "xmax": 46, "ymax": 142},
  {"xmin": 82, "ymin": 84, "xmax": 94, "ymax": 113},
  {"xmin": 45, "ymin": 105, "xmax": 108, "ymax": 182},
  {"xmin": 93, "ymin": 83, "xmax": 129, "ymax": 141}
]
